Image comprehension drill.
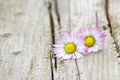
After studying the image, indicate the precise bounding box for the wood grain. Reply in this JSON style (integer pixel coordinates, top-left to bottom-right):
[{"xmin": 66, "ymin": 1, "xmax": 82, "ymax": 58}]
[
  {"xmin": 108, "ymin": 0, "xmax": 120, "ymax": 79},
  {"xmin": 51, "ymin": 0, "xmax": 119, "ymax": 80},
  {"xmin": 0, "ymin": 0, "xmax": 120, "ymax": 80},
  {"xmin": 0, "ymin": 0, "xmax": 52, "ymax": 80},
  {"xmin": 108, "ymin": 0, "xmax": 120, "ymax": 55}
]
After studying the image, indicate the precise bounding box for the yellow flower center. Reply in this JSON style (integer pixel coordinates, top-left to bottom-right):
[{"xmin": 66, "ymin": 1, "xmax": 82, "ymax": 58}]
[
  {"xmin": 85, "ymin": 36, "xmax": 95, "ymax": 47},
  {"xmin": 65, "ymin": 43, "xmax": 76, "ymax": 54}
]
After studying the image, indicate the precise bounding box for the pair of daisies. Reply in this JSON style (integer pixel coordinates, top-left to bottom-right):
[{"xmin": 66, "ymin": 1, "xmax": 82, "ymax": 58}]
[{"xmin": 53, "ymin": 26, "xmax": 106, "ymax": 60}]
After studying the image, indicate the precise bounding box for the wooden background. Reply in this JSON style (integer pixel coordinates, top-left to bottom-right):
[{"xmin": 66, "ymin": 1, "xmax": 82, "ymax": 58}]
[{"xmin": 0, "ymin": 0, "xmax": 120, "ymax": 80}]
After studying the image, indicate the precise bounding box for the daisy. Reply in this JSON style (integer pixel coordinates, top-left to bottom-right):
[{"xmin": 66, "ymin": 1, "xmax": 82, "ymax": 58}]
[
  {"xmin": 53, "ymin": 32, "xmax": 87, "ymax": 60},
  {"xmin": 77, "ymin": 26, "xmax": 106, "ymax": 53}
]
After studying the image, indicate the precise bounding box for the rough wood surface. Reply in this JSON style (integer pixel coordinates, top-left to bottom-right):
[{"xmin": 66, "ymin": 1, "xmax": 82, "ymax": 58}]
[
  {"xmin": 0, "ymin": 0, "xmax": 52, "ymax": 80},
  {"xmin": 108, "ymin": 0, "xmax": 120, "ymax": 56},
  {"xmin": 0, "ymin": 0, "xmax": 120, "ymax": 80},
  {"xmin": 108, "ymin": 0, "xmax": 120, "ymax": 79},
  {"xmin": 51, "ymin": 0, "xmax": 120, "ymax": 80}
]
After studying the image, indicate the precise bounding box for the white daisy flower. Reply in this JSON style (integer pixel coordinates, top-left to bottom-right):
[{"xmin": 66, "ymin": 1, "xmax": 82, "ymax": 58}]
[
  {"xmin": 53, "ymin": 32, "xmax": 87, "ymax": 60},
  {"xmin": 77, "ymin": 26, "xmax": 106, "ymax": 53}
]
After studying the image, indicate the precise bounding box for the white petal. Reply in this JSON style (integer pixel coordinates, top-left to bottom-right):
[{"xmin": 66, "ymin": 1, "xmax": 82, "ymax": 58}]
[
  {"xmin": 62, "ymin": 54, "xmax": 72, "ymax": 60},
  {"xmin": 66, "ymin": 37, "xmax": 72, "ymax": 42},
  {"xmin": 88, "ymin": 47, "xmax": 94, "ymax": 53},
  {"xmin": 73, "ymin": 38, "xmax": 81, "ymax": 45},
  {"xmin": 75, "ymin": 52, "xmax": 83, "ymax": 59},
  {"xmin": 67, "ymin": 54, "xmax": 72, "ymax": 59},
  {"xmin": 53, "ymin": 48, "xmax": 65, "ymax": 54},
  {"xmin": 72, "ymin": 54, "xmax": 76, "ymax": 59},
  {"xmin": 56, "ymin": 52, "xmax": 65, "ymax": 58},
  {"xmin": 53, "ymin": 44, "xmax": 64, "ymax": 47},
  {"xmin": 77, "ymin": 46, "xmax": 87, "ymax": 53},
  {"xmin": 88, "ymin": 45, "xmax": 100, "ymax": 53},
  {"xmin": 94, "ymin": 45, "xmax": 102, "ymax": 51}
]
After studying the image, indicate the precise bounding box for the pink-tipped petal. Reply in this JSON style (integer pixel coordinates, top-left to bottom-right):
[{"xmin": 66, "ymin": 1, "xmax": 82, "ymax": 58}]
[
  {"xmin": 56, "ymin": 52, "xmax": 65, "ymax": 58},
  {"xmin": 53, "ymin": 48, "xmax": 64, "ymax": 54},
  {"xmin": 77, "ymin": 46, "xmax": 88, "ymax": 54},
  {"xmin": 53, "ymin": 31, "xmax": 85, "ymax": 60},
  {"xmin": 75, "ymin": 52, "xmax": 84, "ymax": 59},
  {"xmin": 77, "ymin": 26, "xmax": 106, "ymax": 53}
]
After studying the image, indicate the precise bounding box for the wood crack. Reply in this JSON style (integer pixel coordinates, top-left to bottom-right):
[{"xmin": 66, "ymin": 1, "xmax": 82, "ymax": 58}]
[
  {"xmin": 49, "ymin": 0, "xmax": 57, "ymax": 70},
  {"xmin": 75, "ymin": 60, "xmax": 81, "ymax": 80},
  {"xmin": 105, "ymin": 0, "xmax": 120, "ymax": 57},
  {"xmin": 0, "ymin": 33, "xmax": 12, "ymax": 38},
  {"xmin": 28, "ymin": 57, "xmax": 34, "ymax": 75},
  {"xmin": 49, "ymin": 50, "xmax": 54, "ymax": 80},
  {"xmin": 48, "ymin": 1, "xmax": 57, "ymax": 80},
  {"xmin": 54, "ymin": 0, "xmax": 61, "ymax": 29},
  {"xmin": 68, "ymin": 0, "xmax": 71, "ymax": 31},
  {"xmin": 25, "ymin": 56, "xmax": 34, "ymax": 80}
]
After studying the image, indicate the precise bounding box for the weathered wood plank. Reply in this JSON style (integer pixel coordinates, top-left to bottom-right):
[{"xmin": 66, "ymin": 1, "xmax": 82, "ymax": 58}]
[
  {"xmin": 51, "ymin": 0, "xmax": 81, "ymax": 80},
  {"xmin": 0, "ymin": 0, "xmax": 52, "ymax": 80},
  {"xmin": 108, "ymin": 0, "xmax": 120, "ymax": 79},
  {"xmin": 51, "ymin": 0, "xmax": 119, "ymax": 80}
]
